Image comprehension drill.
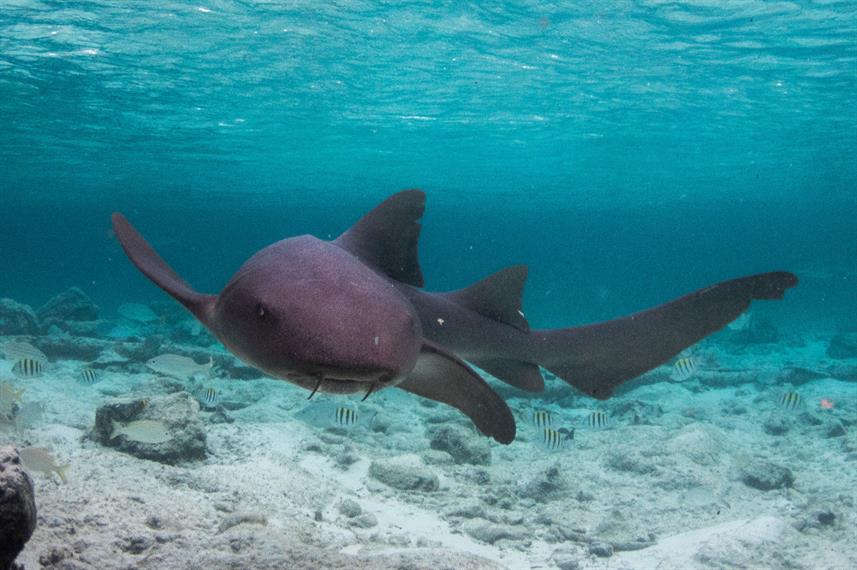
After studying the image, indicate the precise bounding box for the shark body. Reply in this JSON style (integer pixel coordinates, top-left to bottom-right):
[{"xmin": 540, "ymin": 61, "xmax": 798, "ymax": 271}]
[{"xmin": 112, "ymin": 190, "xmax": 798, "ymax": 443}]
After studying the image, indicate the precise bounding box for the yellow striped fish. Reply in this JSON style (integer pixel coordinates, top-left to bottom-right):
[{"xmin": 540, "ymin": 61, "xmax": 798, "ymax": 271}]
[
  {"xmin": 541, "ymin": 427, "xmax": 574, "ymax": 451},
  {"xmin": 670, "ymin": 357, "xmax": 697, "ymax": 382},
  {"xmin": 531, "ymin": 409, "xmax": 553, "ymax": 428},
  {"xmin": 778, "ymin": 391, "xmax": 803, "ymax": 411},
  {"xmin": 586, "ymin": 410, "xmax": 611, "ymax": 429},
  {"xmin": 79, "ymin": 368, "xmax": 99, "ymax": 385},
  {"xmin": 201, "ymin": 387, "xmax": 219, "ymax": 408},
  {"xmin": 12, "ymin": 358, "xmax": 44, "ymax": 379},
  {"xmin": 334, "ymin": 406, "xmax": 359, "ymax": 427}
]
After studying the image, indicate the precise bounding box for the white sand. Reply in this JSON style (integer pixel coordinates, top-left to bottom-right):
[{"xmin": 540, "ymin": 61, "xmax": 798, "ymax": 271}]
[{"xmin": 2, "ymin": 334, "xmax": 855, "ymax": 569}]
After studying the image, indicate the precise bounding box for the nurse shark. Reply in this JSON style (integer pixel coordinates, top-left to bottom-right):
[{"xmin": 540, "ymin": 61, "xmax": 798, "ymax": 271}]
[{"xmin": 112, "ymin": 190, "xmax": 798, "ymax": 444}]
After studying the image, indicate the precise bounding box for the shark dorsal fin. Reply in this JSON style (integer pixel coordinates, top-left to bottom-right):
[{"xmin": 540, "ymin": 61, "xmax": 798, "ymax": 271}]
[
  {"xmin": 443, "ymin": 265, "xmax": 530, "ymax": 332},
  {"xmin": 334, "ymin": 190, "xmax": 425, "ymax": 287}
]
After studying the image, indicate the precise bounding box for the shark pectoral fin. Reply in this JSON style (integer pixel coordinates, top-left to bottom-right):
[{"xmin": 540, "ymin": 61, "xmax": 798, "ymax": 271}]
[
  {"xmin": 397, "ymin": 341, "xmax": 516, "ymax": 444},
  {"xmin": 111, "ymin": 213, "xmax": 216, "ymax": 326},
  {"xmin": 470, "ymin": 358, "xmax": 544, "ymax": 392}
]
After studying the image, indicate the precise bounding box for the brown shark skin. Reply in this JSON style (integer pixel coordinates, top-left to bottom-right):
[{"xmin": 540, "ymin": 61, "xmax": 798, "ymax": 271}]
[
  {"xmin": 213, "ymin": 235, "xmax": 423, "ymax": 394},
  {"xmin": 112, "ymin": 190, "xmax": 798, "ymax": 444}
]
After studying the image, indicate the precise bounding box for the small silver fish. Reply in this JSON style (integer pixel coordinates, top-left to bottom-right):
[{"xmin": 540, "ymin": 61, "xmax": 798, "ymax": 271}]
[
  {"xmin": 146, "ymin": 354, "xmax": 212, "ymax": 381},
  {"xmin": 778, "ymin": 391, "xmax": 803, "ymax": 411},
  {"xmin": 13, "ymin": 401, "xmax": 44, "ymax": 430},
  {"xmin": 117, "ymin": 302, "xmax": 160, "ymax": 324},
  {"xmin": 541, "ymin": 427, "xmax": 573, "ymax": 451},
  {"xmin": 200, "ymin": 387, "xmax": 219, "ymax": 408},
  {"xmin": 110, "ymin": 419, "xmax": 172, "ymax": 444},
  {"xmin": 1, "ymin": 341, "xmax": 47, "ymax": 364},
  {"xmin": 334, "ymin": 406, "xmax": 359, "ymax": 427},
  {"xmin": 670, "ymin": 357, "xmax": 697, "ymax": 382},
  {"xmin": 12, "ymin": 358, "xmax": 44, "ymax": 379},
  {"xmin": 0, "ymin": 381, "xmax": 24, "ymax": 415},
  {"xmin": 79, "ymin": 368, "xmax": 99, "ymax": 385},
  {"xmin": 19, "ymin": 446, "xmax": 68, "ymax": 483},
  {"xmin": 531, "ymin": 409, "xmax": 553, "ymax": 428},
  {"xmin": 586, "ymin": 410, "xmax": 611, "ymax": 429}
]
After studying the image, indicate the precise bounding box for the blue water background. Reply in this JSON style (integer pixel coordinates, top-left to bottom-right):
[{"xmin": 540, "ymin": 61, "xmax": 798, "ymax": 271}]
[{"xmin": 1, "ymin": 1, "xmax": 855, "ymax": 331}]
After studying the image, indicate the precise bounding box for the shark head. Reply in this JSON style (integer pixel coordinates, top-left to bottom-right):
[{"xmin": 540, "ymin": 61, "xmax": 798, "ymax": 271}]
[{"xmin": 212, "ymin": 236, "xmax": 423, "ymax": 393}]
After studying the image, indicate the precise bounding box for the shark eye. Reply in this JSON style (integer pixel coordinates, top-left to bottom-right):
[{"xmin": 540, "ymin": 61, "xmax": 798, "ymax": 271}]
[{"xmin": 256, "ymin": 303, "xmax": 267, "ymax": 318}]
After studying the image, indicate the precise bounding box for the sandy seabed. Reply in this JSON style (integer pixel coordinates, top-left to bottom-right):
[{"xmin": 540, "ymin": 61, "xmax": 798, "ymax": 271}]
[{"xmin": 3, "ymin": 330, "xmax": 856, "ymax": 570}]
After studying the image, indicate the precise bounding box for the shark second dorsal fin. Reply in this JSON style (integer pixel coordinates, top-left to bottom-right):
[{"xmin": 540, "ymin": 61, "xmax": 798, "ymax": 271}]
[
  {"xmin": 334, "ymin": 190, "xmax": 426, "ymax": 287},
  {"xmin": 442, "ymin": 265, "xmax": 530, "ymax": 332}
]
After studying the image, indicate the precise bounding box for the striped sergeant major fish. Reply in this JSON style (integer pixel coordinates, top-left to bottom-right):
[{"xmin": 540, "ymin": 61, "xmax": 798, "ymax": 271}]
[
  {"xmin": 670, "ymin": 357, "xmax": 697, "ymax": 382},
  {"xmin": 12, "ymin": 358, "xmax": 44, "ymax": 379},
  {"xmin": 586, "ymin": 410, "xmax": 611, "ymax": 429},
  {"xmin": 201, "ymin": 387, "xmax": 219, "ymax": 408},
  {"xmin": 79, "ymin": 368, "xmax": 99, "ymax": 385},
  {"xmin": 531, "ymin": 409, "xmax": 553, "ymax": 428},
  {"xmin": 334, "ymin": 406, "xmax": 359, "ymax": 427},
  {"xmin": 778, "ymin": 391, "xmax": 803, "ymax": 411},
  {"xmin": 541, "ymin": 427, "xmax": 574, "ymax": 451}
]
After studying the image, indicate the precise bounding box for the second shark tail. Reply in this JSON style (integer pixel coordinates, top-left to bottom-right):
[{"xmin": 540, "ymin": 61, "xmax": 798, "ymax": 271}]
[{"xmin": 532, "ymin": 271, "xmax": 798, "ymax": 399}]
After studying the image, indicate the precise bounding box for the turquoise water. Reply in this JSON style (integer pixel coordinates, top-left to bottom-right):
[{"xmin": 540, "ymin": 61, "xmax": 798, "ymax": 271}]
[
  {"xmin": 1, "ymin": 1, "xmax": 855, "ymax": 328},
  {"xmin": 1, "ymin": 4, "xmax": 856, "ymax": 569}
]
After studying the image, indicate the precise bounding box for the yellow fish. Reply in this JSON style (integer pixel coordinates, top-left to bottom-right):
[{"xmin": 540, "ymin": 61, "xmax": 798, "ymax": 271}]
[
  {"xmin": 778, "ymin": 391, "xmax": 804, "ymax": 411},
  {"xmin": 0, "ymin": 381, "xmax": 24, "ymax": 415},
  {"xmin": 586, "ymin": 410, "xmax": 611, "ymax": 429},
  {"xmin": 334, "ymin": 406, "xmax": 359, "ymax": 426},
  {"xmin": 110, "ymin": 419, "xmax": 172, "ymax": 444},
  {"xmin": 146, "ymin": 354, "xmax": 212, "ymax": 381},
  {"xmin": 79, "ymin": 368, "xmax": 99, "ymax": 385},
  {"xmin": 19, "ymin": 446, "xmax": 68, "ymax": 483},
  {"xmin": 670, "ymin": 357, "xmax": 697, "ymax": 382},
  {"xmin": 12, "ymin": 358, "xmax": 44, "ymax": 379},
  {"xmin": 1, "ymin": 341, "xmax": 47, "ymax": 364},
  {"xmin": 531, "ymin": 409, "xmax": 553, "ymax": 428}
]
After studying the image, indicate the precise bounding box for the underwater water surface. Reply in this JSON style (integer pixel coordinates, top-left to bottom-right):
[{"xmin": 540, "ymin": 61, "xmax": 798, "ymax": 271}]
[{"xmin": 0, "ymin": 2, "xmax": 855, "ymax": 570}]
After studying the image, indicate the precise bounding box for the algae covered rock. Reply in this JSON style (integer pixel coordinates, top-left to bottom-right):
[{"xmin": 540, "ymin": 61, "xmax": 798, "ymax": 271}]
[
  {"xmin": 0, "ymin": 446, "xmax": 37, "ymax": 570},
  {"xmin": 368, "ymin": 454, "xmax": 439, "ymax": 491},
  {"xmin": 428, "ymin": 424, "xmax": 491, "ymax": 465},
  {"xmin": 827, "ymin": 332, "xmax": 857, "ymax": 359},
  {"xmin": 37, "ymin": 287, "xmax": 100, "ymax": 324},
  {"xmin": 461, "ymin": 519, "xmax": 528, "ymax": 544},
  {"xmin": 0, "ymin": 298, "xmax": 39, "ymax": 335},
  {"xmin": 92, "ymin": 392, "xmax": 207, "ymax": 465},
  {"xmin": 739, "ymin": 459, "xmax": 794, "ymax": 491}
]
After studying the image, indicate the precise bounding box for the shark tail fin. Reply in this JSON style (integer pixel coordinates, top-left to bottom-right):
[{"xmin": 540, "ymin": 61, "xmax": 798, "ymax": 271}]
[
  {"xmin": 111, "ymin": 213, "xmax": 216, "ymax": 327},
  {"xmin": 533, "ymin": 272, "xmax": 798, "ymax": 399}
]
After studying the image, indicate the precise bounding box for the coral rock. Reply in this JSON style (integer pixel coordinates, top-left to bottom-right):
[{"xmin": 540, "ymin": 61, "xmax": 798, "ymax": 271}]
[
  {"xmin": 92, "ymin": 392, "xmax": 207, "ymax": 465},
  {"xmin": 0, "ymin": 298, "xmax": 39, "ymax": 335},
  {"xmin": 0, "ymin": 446, "xmax": 38, "ymax": 570},
  {"xmin": 368, "ymin": 455, "xmax": 439, "ymax": 492},
  {"xmin": 37, "ymin": 287, "xmax": 100, "ymax": 324},
  {"xmin": 429, "ymin": 424, "xmax": 491, "ymax": 465},
  {"xmin": 739, "ymin": 460, "xmax": 794, "ymax": 491}
]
